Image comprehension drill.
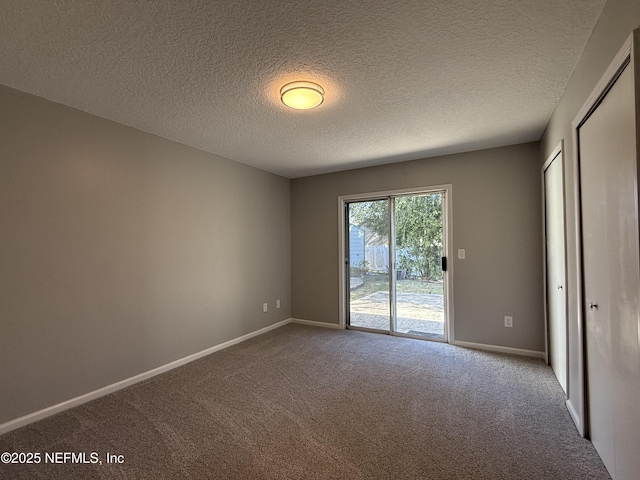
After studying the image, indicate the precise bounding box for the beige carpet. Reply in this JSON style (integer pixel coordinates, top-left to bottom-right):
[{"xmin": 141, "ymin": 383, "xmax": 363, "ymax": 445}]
[{"xmin": 0, "ymin": 324, "xmax": 610, "ymax": 479}]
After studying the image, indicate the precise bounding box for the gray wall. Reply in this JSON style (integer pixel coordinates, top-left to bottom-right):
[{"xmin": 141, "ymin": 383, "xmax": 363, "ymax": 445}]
[
  {"xmin": 540, "ymin": 0, "xmax": 640, "ymax": 429},
  {"xmin": 291, "ymin": 142, "xmax": 544, "ymax": 352},
  {"xmin": 0, "ymin": 85, "xmax": 291, "ymax": 425}
]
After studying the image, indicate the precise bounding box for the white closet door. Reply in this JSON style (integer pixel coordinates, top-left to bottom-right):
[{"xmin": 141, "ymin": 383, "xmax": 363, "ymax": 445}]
[
  {"xmin": 579, "ymin": 61, "xmax": 640, "ymax": 479},
  {"xmin": 544, "ymin": 152, "xmax": 567, "ymax": 394}
]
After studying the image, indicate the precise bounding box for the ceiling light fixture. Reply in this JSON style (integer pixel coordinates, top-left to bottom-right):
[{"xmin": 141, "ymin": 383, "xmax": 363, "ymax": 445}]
[{"xmin": 280, "ymin": 81, "xmax": 324, "ymax": 109}]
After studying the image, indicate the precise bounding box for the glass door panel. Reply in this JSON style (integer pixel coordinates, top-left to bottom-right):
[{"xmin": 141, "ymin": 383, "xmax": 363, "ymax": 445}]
[
  {"xmin": 347, "ymin": 200, "xmax": 390, "ymax": 331},
  {"xmin": 345, "ymin": 191, "xmax": 448, "ymax": 342},
  {"xmin": 394, "ymin": 193, "xmax": 445, "ymax": 339}
]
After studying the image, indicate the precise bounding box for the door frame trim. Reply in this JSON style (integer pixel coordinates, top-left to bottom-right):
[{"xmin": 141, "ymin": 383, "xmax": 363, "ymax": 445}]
[
  {"xmin": 337, "ymin": 184, "xmax": 454, "ymax": 343},
  {"xmin": 571, "ymin": 32, "xmax": 636, "ymax": 438},
  {"xmin": 541, "ymin": 140, "xmax": 568, "ymax": 392}
]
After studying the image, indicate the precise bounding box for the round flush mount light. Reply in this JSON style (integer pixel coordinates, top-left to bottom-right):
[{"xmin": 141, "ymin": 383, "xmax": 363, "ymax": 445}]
[{"xmin": 280, "ymin": 81, "xmax": 325, "ymax": 109}]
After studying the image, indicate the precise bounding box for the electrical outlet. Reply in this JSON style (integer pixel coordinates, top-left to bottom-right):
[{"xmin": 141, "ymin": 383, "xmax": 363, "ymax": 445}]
[
  {"xmin": 263, "ymin": 303, "xmax": 268, "ymax": 312},
  {"xmin": 504, "ymin": 316, "xmax": 513, "ymax": 328},
  {"xmin": 276, "ymin": 299, "xmax": 281, "ymax": 309}
]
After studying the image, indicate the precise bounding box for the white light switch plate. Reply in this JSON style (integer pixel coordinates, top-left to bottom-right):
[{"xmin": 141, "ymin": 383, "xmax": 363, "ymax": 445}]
[
  {"xmin": 263, "ymin": 303, "xmax": 268, "ymax": 312},
  {"xmin": 458, "ymin": 249, "xmax": 466, "ymax": 259}
]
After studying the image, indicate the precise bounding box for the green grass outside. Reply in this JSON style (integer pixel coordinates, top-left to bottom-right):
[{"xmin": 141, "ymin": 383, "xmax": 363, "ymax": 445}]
[{"xmin": 350, "ymin": 274, "xmax": 443, "ymax": 302}]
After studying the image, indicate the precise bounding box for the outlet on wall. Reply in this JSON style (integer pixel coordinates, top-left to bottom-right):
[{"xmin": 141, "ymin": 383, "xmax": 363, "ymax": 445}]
[
  {"xmin": 276, "ymin": 299, "xmax": 281, "ymax": 309},
  {"xmin": 263, "ymin": 303, "xmax": 268, "ymax": 313},
  {"xmin": 504, "ymin": 316, "xmax": 513, "ymax": 328}
]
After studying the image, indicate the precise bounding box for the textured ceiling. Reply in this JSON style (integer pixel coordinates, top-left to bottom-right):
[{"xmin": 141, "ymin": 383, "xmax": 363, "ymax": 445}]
[{"xmin": 1, "ymin": 1, "xmax": 606, "ymax": 178}]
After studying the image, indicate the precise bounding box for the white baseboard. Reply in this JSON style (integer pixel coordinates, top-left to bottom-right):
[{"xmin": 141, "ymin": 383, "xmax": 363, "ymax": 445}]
[
  {"xmin": 453, "ymin": 340, "xmax": 545, "ymax": 359},
  {"xmin": 289, "ymin": 318, "xmax": 342, "ymax": 329},
  {"xmin": 0, "ymin": 318, "xmax": 291, "ymax": 436},
  {"xmin": 566, "ymin": 399, "xmax": 583, "ymax": 435}
]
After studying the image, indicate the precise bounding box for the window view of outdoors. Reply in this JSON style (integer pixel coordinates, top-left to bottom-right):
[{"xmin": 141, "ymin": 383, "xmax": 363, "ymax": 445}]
[
  {"xmin": 348, "ymin": 194, "xmax": 445, "ymax": 339},
  {"xmin": 348, "ymin": 199, "xmax": 390, "ymax": 330}
]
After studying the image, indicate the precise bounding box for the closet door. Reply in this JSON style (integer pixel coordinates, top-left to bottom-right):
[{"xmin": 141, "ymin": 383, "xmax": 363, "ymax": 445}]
[
  {"xmin": 576, "ymin": 33, "xmax": 640, "ymax": 478},
  {"xmin": 543, "ymin": 148, "xmax": 567, "ymax": 394}
]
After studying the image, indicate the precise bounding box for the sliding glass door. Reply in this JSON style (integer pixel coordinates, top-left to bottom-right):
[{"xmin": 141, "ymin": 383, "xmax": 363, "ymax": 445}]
[
  {"xmin": 394, "ymin": 193, "xmax": 445, "ymax": 338},
  {"xmin": 346, "ymin": 191, "xmax": 448, "ymax": 341},
  {"xmin": 348, "ymin": 199, "xmax": 391, "ymax": 331}
]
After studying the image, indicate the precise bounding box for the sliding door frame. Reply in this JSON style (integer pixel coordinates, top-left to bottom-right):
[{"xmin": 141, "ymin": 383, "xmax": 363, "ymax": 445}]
[{"xmin": 338, "ymin": 184, "xmax": 454, "ymax": 343}]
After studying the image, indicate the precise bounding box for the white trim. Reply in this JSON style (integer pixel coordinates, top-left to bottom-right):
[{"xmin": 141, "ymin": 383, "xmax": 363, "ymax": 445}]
[
  {"xmin": 573, "ymin": 43, "xmax": 632, "ymax": 129},
  {"xmin": 289, "ymin": 318, "xmax": 342, "ymax": 329},
  {"xmin": 443, "ymin": 188, "xmax": 455, "ymax": 343},
  {"xmin": 337, "ymin": 198, "xmax": 347, "ymax": 329},
  {"xmin": 389, "ymin": 197, "xmax": 397, "ymax": 333},
  {"xmin": 566, "ymin": 399, "xmax": 581, "ymax": 431},
  {"xmin": 0, "ymin": 318, "xmax": 291, "ymax": 436},
  {"xmin": 542, "ymin": 141, "xmax": 564, "ymax": 172},
  {"xmin": 570, "ymin": 32, "xmax": 635, "ymax": 439},
  {"xmin": 571, "ymin": 96, "xmax": 587, "ymax": 439},
  {"xmin": 338, "ymin": 184, "xmax": 453, "ymax": 202},
  {"xmin": 337, "ymin": 184, "xmax": 454, "ymax": 342},
  {"xmin": 454, "ymin": 340, "xmax": 545, "ymax": 359}
]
